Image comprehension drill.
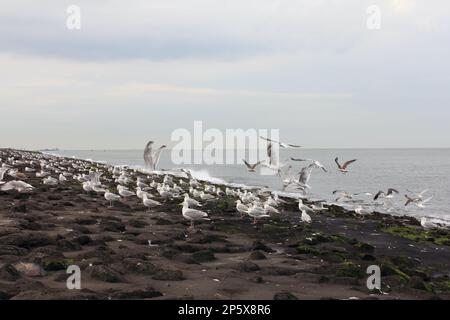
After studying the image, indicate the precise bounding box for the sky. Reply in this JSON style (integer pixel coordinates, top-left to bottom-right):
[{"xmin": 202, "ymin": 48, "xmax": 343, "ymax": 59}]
[{"xmin": 1, "ymin": 0, "xmax": 449, "ymax": 149}]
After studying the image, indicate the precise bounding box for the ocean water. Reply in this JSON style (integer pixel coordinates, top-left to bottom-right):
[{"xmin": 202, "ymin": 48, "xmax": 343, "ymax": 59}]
[{"xmin": 52, "ymin": 149, "xmax": 450, "ymax": 224}]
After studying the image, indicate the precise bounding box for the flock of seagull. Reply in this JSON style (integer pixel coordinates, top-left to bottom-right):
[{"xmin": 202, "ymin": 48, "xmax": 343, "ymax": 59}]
[
  {"xmin": 240, "ymin": 136, "xmax": 438, "ymax": 228},
  {"xmin": 0, "ymin": 138, "xmax": 442, "ymax": 230}
]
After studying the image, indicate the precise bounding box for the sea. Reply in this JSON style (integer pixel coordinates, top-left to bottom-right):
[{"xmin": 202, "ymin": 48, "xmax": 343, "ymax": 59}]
[{"xmin": 51, "ymin": 149, "xmax": 450, "ymax": 225}]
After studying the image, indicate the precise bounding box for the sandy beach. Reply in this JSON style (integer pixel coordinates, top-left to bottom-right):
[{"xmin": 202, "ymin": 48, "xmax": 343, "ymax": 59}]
[{"xmin": 1, "ymin": 148, "xmax": 449, "ymax": 300}]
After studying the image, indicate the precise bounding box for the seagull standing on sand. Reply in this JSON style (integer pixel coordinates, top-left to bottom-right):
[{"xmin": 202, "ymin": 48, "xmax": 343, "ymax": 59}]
[
  {"xmin": 117, "ymin": 185, "xmax": 135, "ymax": 198},
  {"xmin": 184, "ymin": 194, "xmax": 202, "ymax": 207},
  {"xmin": 0, "ymin": 168, "xmax": 7, "ymax": 185},
  {"xmin": 1, "ymin": 180, "xmax": 35, "ymax": 193},
  {"xmin": 143, "ymin": 193, "xmax": 161, "ymax": 211},
  {"xmin": 247, "ymin": 204, "xmax": 270, "ymax": 224},
  {"xmin": 264, "ymin": 203, "xmax": 279, "ymax": 214},
  {"xmin": 420, "ymin": 217, "xmax": 442, "ymax": 229},
  {"xmin": 181, "ymin": 201, "xmax": 210, "ymax": 230},
  {"xmin": 235, "ymin": 200, "xmax": 249, "ymax": 218},
  {"xmin": 104, "ymin": 190, "xmax": 121, "ymax": 207},
  {"xmin": 334, "ymin": 157, "xmax": 357, "ymax": 173},
  {"xmin": 301, "ymin": 210, "xmax": 312, "ymax": 224},
  {"xmin": 143, "ymin": 141, "xmax": 167, "ymax": 171},
  {"xmin": 298, "ymin": 199, "xmax": 314, "ymax": 212}
]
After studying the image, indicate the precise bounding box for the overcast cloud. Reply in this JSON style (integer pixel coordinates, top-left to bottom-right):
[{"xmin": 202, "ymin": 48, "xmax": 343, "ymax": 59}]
[{"xmin": 1, "ymin": 0, "xmax": 449, "ymax": 149}]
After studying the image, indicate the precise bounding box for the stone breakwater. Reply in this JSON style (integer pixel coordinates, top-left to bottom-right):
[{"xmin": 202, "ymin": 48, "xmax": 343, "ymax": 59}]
[{"xmin": 0, "ymin": 148, "xmax": 449, "ymax": 300}]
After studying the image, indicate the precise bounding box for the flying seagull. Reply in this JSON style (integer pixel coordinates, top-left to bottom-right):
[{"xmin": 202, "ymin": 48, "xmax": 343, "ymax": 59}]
[
  {"xmin": 143, "ymin": 141, "xmax": 167, "ymax": 171},
  {"xmin": 291, "ymin": 158, "xmax": 328, "ymax": 172},
  {"xmin": 242, "ymin": 159, "xmax": 262, "ymax": 172},
  {"xmin": 405, "ymin": 194, "xmax": 433, "ymax": 208},
  {"xmin": 334, "ymin": 157, "xmax": 357, "ymax": 173},
  {"xmin": 260, "ymin": 136, "xmax": 301, "ymax": 148},
  {"xmin": 374, "ymin": 188, "xmax": 399, "ymax": 201}
]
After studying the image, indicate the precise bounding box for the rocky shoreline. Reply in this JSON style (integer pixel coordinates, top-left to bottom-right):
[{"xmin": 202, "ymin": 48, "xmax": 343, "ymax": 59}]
[{"xmin": 1, "ymin": 148, "xmax": 449, "ymax": 300}]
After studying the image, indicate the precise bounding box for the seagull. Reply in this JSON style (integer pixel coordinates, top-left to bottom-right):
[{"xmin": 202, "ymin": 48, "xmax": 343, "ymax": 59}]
[
  {"xmin": 260, "ymin": 142, "xmax": 290, "ymax": 176},
  {"xmin": 333, "ymin": 190, "xmax": 354, "ymax": 202},
  {"xmin": 405, "ymin": 194, "xmax": 433, "ymax": 208},
  {"xmin": 242, "ymin": 159, "xmax": 262, "ymax": 172},
  {"xmin": 298, "ymin": 199, "xmax": 314, "ymax": 212},
  {"xmin": 374, "ymin": 188, "xmax": 399, "ymax": 201},
  {"xmin": 420, "ymin": 217, "xmax": 442, "ymax": 229},
  {"xmin": 235, "ymin": 200, "xmax": 249, "ymax": 218},
  {"xmin": 143, "ymin": 141, "xmax": 167, "ymax": 171},
  {"xmin": 310, "ymin": 202, "xmax": 328, "ymax": 212},
  {"xmin": 0, "ymin": 180, "xmax": 35, "ymax": 193},
  {"xmin": 199, "ymin": 191, "xmax": 215, "ymax": 201},
  {"xmin": 117, "ymin": 185, "xmax": 135, "ymax": 198},
  {"xmin": 291, "ymin": 158, "xmax": 328, "ymax": 172},
  {"xmin": 260, "ymin": 136, "xmax": 301, "ymax": 148},
  {"xmin": 184, "ymin": 194, "xmax": 202, "ymax": 207},
  {"xmin": 264, "ymin": 203, "xmax": 279, "ymax": 214},
  {"xmin": 143, "ymin": 193, "xmax": 161, "ymax": 211},
  {"xmin": 59, "ymin": 174, "xmax": 67, "ymax": 182},
  {"xmin": 297, "ymin": 164, "xmax": 315, "ymax": 190},
  {"xmin": 43, "ymin": 176, "xmax": 58, "ymax": 186},
  {"xmin": 354, "ymin": 205, "xmax": 371, "ymax": 215},
  {"xmin": 0, "ymin": 168, "xmax": 8, "ymax": 184},
  {"xmin": 334, "ymin": 157, "xmax": 357, "ymax": 173},
  {"xmin": 301, "ymin": 210, "xmax": 312, "ymax": 224},
  {"xmin": 181, "ymin": 201, "xmax": 210, "ymax": 230},
  {"xmin": 247, "ymin": 204, "xmax": 270, "ymax": 224},
  {"xmin": 406, "ymin": 189, "xmax": 429, "ymax": 200},
  {"xmin": 104, "ymin": 190, "xmax": 121, "ymax": 207},
  {"xmin": 416, "ymin": 196, "xmax": 433, "ymax": 208}
]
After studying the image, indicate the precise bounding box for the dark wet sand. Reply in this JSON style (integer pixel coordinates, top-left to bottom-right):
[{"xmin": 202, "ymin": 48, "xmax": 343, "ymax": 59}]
[{"xmin": 1, "ymin": 148, "xmax": 449, "ymax": 300}]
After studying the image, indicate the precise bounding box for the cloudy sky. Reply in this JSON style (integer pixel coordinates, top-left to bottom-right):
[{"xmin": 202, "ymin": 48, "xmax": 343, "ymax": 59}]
[{"xmin": 1, "ymin": 0, "xmax": 449, "ymax": 149}]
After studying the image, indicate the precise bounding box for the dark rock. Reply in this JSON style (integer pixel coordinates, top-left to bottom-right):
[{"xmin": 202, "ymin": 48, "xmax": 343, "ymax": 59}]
[
  {"xmin": 235, "ymin": 261, "xmax": 260, "ymax": 272},
  {"xmin": 361, "ymin": 254, "xmax": 376, "ymax": 261},
  {"xmin": 101, "ymin": 220, "xmax": 126, "ymax": 232},
  {"xmin": 192, "ymin": 250, "xmax": 216, "ymax": 263},
  {"xmin": 250, "ymin": 276, "xmax": 264, "ymax": 284},
  {"xmin": 264, "ymin": 267, "xmax": 298, "ymax": 276},
  {"xmin": 274, "ymin": 292, "xmax": 298, "ymax": 300},
  {"xmin": 0, "ymin": 245, "xmax": 28, "ymax": 256},
  {"xmin": 74, "ymin": 217, "xmax": 97, "ymax": 225},
  {"xmin": 89, "ymin": 265, "xmax": 124, "ymax": 283},
  {"xmin": 123, "ymin": 259, "xmax": 160, "ymax": 275},
  {"xmin": 12, "ymin": 203, "xmax": 27, "ymax": 213},
  {"xmin": 73, "ymin": 235, "xmax": 92, "ymax": 245},
  {"xmin": 42, "ymin": 259, "xmax": 70, "ymax": 271},
  {"xmin": 56, "ymin": 239, "xmax": 82, "ymax": 251},
  {"xmin": 48, "ymin": 195, "xmax": 62, "ymax": 201},
  {"xmin": 0, "ymin": 232, "xmax": 54, "ymax": 249},
  {"xmin": 112, "ymin": 288, "xmax": 163, "ymax": 300},
  {"xmin": 0, "ymin": 290, "xmax": 13, "ymax": 300},
  {"xmin": 127, "ymin": 219, "xmax": 148, "ymax": 228},
  {"xmin": 152, "ymin": 270, "xmax": 184, "ymax": 281},
  {"xmin": 250, "ymin": 241, "xmax": 275, "ymax": 253},
  {"xmin": 160, "ymin": 249, "xmax": 180, "ymax": 260},
  {"xmin": 408, "ymin": 276, "xmax": 429, "ymax": 291},
  {"xmin": 0, "ymin": 264, "xmax": 21, "ymax": 281},
  {"xmin": 249, "ymin": 251, "xmax": 267, "ymax": 260}
]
